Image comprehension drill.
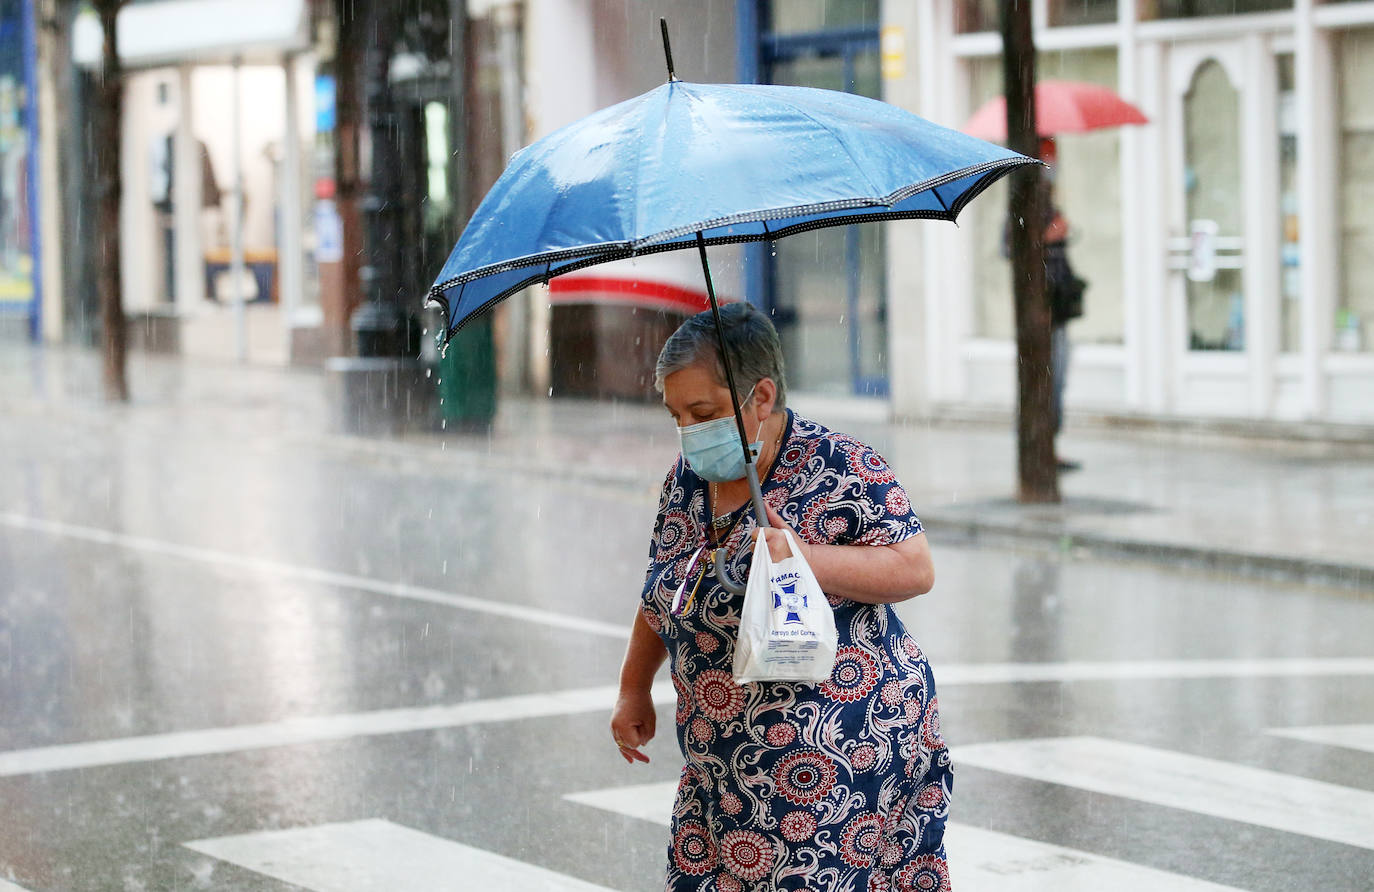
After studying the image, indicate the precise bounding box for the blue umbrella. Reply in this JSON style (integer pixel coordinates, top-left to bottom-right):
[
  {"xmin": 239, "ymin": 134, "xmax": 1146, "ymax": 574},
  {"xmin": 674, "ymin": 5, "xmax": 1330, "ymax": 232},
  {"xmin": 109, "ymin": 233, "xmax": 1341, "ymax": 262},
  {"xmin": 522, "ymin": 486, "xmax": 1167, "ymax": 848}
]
[{"xmin": 427, "ymin": 23, "xmax": 1033, "ymax": 579}]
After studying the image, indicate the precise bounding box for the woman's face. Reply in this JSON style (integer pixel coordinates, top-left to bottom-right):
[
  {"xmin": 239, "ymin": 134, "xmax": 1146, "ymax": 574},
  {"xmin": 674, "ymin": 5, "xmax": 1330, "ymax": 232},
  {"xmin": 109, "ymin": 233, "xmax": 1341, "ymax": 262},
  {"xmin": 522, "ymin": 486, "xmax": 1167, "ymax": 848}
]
[{"xmin": 663, "ymin": 363, "xmax": 773, "ymax": 429}]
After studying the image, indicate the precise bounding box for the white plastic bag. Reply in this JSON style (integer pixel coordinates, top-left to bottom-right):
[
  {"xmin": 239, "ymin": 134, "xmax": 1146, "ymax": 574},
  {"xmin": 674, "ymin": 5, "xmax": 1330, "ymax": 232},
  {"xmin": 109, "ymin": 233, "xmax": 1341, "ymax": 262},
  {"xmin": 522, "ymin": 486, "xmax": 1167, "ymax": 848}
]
[{"xmin": 732, "ymin": 528, "xmax": 838, "ymax": 684}]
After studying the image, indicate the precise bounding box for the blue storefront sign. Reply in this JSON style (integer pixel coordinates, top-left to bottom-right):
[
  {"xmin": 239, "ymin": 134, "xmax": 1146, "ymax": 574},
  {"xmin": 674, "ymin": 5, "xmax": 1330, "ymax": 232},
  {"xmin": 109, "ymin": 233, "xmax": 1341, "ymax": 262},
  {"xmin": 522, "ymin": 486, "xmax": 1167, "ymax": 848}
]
[{"xmin": 0, "ymin": 0, "xmax": 39, "ymax": 339}]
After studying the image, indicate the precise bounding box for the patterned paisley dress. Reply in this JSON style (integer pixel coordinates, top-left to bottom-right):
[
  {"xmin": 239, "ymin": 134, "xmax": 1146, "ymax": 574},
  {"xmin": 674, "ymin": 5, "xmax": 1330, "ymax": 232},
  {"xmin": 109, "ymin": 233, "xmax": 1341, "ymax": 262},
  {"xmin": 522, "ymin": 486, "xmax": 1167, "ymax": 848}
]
[{"xmin": 640, "ymin": 410, "xmax": 954, "ymax": 892}]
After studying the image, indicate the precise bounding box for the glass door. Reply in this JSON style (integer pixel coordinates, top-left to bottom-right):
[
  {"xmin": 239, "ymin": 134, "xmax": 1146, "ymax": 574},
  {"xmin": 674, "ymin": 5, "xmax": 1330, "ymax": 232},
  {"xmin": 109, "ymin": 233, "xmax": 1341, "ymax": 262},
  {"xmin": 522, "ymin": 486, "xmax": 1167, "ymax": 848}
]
[
  {"xmin": 1162, "ymin": 39, "xmax": 1304, "ymax": 419},
  {"xmin": 1178, "ymin": 56, "xmax": 1245, "ymax": 353}
]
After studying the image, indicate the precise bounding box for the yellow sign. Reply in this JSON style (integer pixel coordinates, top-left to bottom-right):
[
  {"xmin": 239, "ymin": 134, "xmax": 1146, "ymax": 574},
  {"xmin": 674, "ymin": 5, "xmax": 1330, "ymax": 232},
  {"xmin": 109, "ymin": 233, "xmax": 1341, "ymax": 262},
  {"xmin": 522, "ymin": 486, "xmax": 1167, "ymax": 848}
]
[{"xmin": 881, "ymin": 25, "xmax": 905, "ymax": 80}]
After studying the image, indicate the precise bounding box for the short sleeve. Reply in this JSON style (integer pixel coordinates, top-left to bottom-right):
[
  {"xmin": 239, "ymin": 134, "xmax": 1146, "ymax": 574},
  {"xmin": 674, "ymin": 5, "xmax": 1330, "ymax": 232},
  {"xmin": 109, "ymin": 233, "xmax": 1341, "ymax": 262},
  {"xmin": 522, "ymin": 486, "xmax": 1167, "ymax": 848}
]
[
  {"xmin": 822, "ymin": 437, "xmax": 923, "ymax": 547},
  {"xmin": 644, "ymin": 461, "xmax": 680, "ymax": 578}
]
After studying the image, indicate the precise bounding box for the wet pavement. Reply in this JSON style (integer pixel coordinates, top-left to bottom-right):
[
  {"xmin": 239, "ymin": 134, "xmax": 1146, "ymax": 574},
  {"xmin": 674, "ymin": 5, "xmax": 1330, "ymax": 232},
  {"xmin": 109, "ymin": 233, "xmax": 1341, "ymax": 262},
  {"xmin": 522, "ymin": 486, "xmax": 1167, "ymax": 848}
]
[{"xmin": 2, "ymin": 345, "xmax": 1373, "ymax": 891}]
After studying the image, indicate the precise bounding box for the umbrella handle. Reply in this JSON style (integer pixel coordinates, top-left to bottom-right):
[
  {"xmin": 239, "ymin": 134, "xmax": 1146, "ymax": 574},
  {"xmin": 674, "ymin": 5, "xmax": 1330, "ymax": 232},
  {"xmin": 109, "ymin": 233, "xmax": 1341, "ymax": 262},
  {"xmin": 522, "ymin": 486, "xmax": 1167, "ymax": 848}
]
[
  {"xmin": 714, "ymin": 549, "xmax": 744, "ymax": 594},
  {"xmin": 714, "ymin": 459, "xmax": 770, "ymax": 595}
]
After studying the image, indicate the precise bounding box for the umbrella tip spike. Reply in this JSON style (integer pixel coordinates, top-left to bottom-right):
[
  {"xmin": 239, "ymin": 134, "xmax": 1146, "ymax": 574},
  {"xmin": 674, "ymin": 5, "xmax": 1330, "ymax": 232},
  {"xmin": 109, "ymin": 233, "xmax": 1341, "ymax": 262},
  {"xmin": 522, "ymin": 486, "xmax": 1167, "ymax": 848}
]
[{"xmin": 660, "ymin": 18, "xmax": 676, "ymax": 81}]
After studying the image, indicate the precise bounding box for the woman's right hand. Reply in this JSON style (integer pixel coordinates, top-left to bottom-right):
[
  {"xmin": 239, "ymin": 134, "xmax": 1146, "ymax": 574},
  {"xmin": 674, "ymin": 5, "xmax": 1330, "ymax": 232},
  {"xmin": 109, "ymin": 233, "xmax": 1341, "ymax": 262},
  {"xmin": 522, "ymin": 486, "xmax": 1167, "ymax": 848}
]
[{"xmin": 610, "ymin": 689, "xmax": 656, "ymax": 764}]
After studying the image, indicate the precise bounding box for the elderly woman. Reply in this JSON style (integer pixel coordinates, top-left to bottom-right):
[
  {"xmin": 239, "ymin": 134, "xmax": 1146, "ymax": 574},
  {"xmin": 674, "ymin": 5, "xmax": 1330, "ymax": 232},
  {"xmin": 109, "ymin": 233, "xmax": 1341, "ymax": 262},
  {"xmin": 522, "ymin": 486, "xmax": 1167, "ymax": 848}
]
[{"xmin": 611, "ymin": 302, "xmax": 953, "ymax": 892}]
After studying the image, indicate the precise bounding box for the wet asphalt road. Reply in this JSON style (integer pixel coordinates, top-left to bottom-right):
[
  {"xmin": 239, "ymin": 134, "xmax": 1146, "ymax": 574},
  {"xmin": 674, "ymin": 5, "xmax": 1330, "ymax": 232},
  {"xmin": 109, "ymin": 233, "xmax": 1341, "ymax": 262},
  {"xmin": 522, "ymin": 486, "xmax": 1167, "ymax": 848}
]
[{"xmin": 2, "ymin": 383, "xmax": 1373, "ymax": 891}]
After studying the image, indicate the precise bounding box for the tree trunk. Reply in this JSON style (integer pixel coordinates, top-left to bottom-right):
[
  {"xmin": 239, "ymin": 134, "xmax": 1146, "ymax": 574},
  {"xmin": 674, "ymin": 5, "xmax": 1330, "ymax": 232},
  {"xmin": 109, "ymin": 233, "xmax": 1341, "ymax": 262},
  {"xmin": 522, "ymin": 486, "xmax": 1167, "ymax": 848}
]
[
  {"xmin": 93, "ymin": 0, "xmax": 126, "ymax": 401},
  {"xmin": 999, "ymin": 0, "xmax": 1058, "ymax": 503},
  {"xmin": 331, "ymin": 0, "xmax": 365, "ymax": 357}
]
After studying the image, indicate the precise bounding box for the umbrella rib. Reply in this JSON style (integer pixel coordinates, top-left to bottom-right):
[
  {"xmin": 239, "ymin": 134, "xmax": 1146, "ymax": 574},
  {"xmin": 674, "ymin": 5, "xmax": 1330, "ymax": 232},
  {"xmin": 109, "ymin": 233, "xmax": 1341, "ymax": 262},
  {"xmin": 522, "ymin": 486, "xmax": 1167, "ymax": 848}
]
[
  {"xmin": 431, "ymin": 201, "xmax": 1024, "ymax": 344},
  {"xmin": 766, "ymin": 93, "xmax": 887, "ymax": 198}
]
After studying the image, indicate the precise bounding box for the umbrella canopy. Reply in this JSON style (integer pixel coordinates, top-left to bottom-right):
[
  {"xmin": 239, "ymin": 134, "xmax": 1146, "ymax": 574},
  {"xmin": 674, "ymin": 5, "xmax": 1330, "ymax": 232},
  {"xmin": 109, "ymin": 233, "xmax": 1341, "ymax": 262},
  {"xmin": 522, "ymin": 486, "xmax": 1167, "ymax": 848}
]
[
  {"xmin": 961, "ymin": 79, "xmax": 1148, "ymax": 142},
  {"xmin": 427, "ymin": 78, "xmax": 1035, "ymax": 343},
  {"xmin": 426, "ymin": 59, "xmax": 1032, "ymax": 587}
]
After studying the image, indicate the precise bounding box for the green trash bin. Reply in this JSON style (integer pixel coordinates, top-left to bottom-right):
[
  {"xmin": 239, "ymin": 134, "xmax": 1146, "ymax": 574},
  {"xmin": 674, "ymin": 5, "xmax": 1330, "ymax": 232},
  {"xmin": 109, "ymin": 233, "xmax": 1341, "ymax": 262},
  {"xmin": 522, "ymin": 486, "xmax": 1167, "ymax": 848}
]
[{"xmin": 437, "ymin": 313, "xmax": 497, "ymax": 428}]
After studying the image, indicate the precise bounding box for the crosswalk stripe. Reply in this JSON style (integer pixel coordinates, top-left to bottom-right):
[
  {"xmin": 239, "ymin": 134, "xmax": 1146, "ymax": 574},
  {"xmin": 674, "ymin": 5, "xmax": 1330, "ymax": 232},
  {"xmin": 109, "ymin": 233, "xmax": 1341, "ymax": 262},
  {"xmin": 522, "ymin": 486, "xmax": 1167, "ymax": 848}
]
[
  {"xmin": 0, "ymin": 682, "xmax": 676, "ymax": 778},
  {"xmin": 184, "ymin": 819, "xmax": 616, "ymax": 891},
  {"xmin": 944, "ymin": 824, "xmax": 1245, "ymax": 891},
  {"xmin": 564, "ymin": 780, "xmax": 677, "ymax": 826},
  {"xmin": 562, "ymin": 781, "xmax": 1246, "ymax": 890},
  {"xmin": 934, "ymin": 657, "xmax": 1374, "ymax": 685},
  {"xmin": 956, "ymin": 736, "xmax": 1374, "ymax": 851},
  {"xmin": 0, "ymin": 880, "xmax": 32, "ymax": 892},
  {"xmin": 1267, "ymin": 723, "xmax": 1374, "ymax": 755}
]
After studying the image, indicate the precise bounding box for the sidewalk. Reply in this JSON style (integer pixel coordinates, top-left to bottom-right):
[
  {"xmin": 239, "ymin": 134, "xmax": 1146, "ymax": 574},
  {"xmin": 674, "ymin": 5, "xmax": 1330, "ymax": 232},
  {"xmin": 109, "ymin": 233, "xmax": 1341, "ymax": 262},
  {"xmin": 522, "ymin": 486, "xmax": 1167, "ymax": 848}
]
[{"xmin": 4, "ymin": 343, "xmax": 1372, "ymax": 592}]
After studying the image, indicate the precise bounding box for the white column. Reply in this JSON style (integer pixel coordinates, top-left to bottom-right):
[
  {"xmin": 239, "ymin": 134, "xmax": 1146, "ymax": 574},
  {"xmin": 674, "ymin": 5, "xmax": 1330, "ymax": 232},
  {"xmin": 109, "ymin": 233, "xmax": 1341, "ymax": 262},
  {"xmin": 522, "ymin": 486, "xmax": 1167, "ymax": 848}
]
[
  {"xmin": 1117, "ymin": 0, "xmax": 1144, "ymax": 408},
  {"xmin": 917, "ymin": 0, "xmax": 948, "ymax": 406},
  {"xmin": 36, "ymin": 0, "xmax": 63, "ymax": 342},
  {"xmin": 1295, "ymin": 0, "xmax": 1337, "ymax": 418},
  {"xmin": 494, "ymin": 1, "xmax": 529, "ymax": 395},
  {"xmin": 173, "ymin": 64, "xmax": 204, "ymax": 311},
  {"xmin": 1242, "ymin": 34, "xmax": 1279, "ymax": 417},
  {"xmin": 278, "ymin": 54, "xmax": 305, "ymax": 355},
  {"xmin": 1162, "ymin": 43, "xmax": 1192, "ymax": 413},
  {"xmin": 883, "ymin": 0, "xmax": 928, "ymax": 418},
  {"xmin": 1137, "ymin": 39, "xmax": 1170, "ymax": 413},
  {"xmin": 523, "ymin": 0, "xmax": 598, "ymax": 396},
  {"xmin": 230, "ymin": 57, "xmax": 247, "ymax": 362},
  {"xmin": 944, "ymin": 47, "xmax": 975, "ymax": 404}
]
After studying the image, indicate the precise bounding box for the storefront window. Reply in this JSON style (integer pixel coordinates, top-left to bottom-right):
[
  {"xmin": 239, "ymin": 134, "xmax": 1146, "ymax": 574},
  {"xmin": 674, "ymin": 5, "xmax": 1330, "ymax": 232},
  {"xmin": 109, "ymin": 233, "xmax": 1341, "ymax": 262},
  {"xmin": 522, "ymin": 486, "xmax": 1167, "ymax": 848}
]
[
  {"xmin": 1337, "ymin": 28, "xmax": 1374, "ymax": 353},
  {"xmin": 954, "ymin": 0, "xmax": 999, "ymax": 34},
  {"xmin": 965, "ymin": 50, "xmax": 1125, "ymax": 345},
  {"xmin": 1140, "ymin": 0, "xmax": 1291, "ymax": 18},
  {"xmin": 768, "ymin": 0, "xmax": 879, "ymax": 33},
  {"xmin": 1277, "ymin": 54, "xmax": 1300, "ymax": 354},
  {"xmin": 1048, "ymin": 0, "xmax": 1118, "ymax": 26}
]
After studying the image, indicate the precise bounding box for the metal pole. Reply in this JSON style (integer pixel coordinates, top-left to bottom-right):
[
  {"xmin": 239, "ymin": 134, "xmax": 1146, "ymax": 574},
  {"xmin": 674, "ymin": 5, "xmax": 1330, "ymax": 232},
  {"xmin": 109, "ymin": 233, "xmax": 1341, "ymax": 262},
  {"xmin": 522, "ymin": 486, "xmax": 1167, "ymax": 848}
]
[
  {"xmin": 230, "ymin": 55, "xmax": 246, "ymax": 362},
  {"xmin": 695, "ymin": 231, "xmax": 770, "ymax": 534},
  {"xmin": 702, "ymin": 241, "xmax": 765, "ymax": 593}
]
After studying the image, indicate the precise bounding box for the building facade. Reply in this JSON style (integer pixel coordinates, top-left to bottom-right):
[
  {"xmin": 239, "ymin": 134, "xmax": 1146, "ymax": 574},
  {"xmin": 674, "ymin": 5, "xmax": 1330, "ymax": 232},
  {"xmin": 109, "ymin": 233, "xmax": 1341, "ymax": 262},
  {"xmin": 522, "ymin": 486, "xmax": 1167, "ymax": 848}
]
[
  {"xmin": 871, "ymin": 0, "xmax": 1374, "ymax": 425},
  {"xmin": 508, "ymin": 0, "xmax": 1374, "ymax": 425}
]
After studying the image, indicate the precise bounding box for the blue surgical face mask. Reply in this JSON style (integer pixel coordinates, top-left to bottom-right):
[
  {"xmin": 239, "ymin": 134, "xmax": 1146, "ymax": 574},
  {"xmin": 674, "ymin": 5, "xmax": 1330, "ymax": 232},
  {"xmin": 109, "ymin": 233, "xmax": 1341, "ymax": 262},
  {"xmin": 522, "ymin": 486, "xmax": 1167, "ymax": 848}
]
[{"xmin": 678, "ymin": 386, "xmax": 762, "ymax": 483}]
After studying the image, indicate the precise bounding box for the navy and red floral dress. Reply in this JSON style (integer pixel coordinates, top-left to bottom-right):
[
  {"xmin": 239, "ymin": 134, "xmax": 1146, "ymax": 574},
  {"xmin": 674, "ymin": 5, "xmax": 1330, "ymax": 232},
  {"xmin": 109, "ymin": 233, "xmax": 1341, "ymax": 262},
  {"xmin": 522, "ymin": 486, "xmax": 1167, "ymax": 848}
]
[{"xmin": 640, "ymin": 410, "xmax": 954, "ymax": 892}]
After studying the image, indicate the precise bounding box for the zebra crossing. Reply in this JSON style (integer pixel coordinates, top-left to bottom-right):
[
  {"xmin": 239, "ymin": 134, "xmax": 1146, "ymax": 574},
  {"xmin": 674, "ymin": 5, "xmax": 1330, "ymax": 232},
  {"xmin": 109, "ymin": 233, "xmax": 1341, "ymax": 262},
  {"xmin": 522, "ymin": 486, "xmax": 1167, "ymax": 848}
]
[
  {"xmin": 566, "ymin": 780, "xmax": 1248, "ymax": 890},
  {"xmin": 157, "ymin": 722, "xmax": 1370, "ymax": 891},
  {"xmin": 0, "ymin": 678, "xmax": 1368, "ymax": 890},
  {"xmin": 1, "ymin": 659, "xmax": 1368, "ymax": 890},
  {"xmin": 0, "ymin": 699, "xmax": 1367, "ymax": 890},
  {"xmin": 953, "ymin": 735, "xmax": 1374, "ymax": 852}
]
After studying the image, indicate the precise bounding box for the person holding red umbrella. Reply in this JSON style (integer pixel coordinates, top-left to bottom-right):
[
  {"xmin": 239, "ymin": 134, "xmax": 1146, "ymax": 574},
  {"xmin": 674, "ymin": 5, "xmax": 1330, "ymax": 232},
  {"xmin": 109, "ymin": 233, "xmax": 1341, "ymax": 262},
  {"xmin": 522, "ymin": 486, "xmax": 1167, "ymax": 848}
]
[
  {"xmin": 1003, "ymin": 137, "xmax": 1086, "ymax": 470},
  {"xmin": 972, "ymin": 81, "xmax": 1146, "ymax": 471}
]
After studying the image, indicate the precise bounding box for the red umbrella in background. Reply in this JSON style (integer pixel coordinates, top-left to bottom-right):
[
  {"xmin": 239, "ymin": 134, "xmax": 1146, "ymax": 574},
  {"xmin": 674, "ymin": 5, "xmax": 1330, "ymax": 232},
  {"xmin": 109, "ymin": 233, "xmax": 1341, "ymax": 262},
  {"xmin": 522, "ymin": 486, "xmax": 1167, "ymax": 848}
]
[{"xmin": 962, "ymin": 79, "xmax": 1147, "ymax": 140}]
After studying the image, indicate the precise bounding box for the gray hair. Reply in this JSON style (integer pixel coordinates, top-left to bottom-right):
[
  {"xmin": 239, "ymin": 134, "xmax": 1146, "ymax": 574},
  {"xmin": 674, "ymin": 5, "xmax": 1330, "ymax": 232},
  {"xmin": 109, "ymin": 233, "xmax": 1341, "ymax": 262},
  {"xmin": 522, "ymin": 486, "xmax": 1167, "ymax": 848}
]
[{"xmin": 654, "ymin": 302, "xmax": 787, "ymax": 408}]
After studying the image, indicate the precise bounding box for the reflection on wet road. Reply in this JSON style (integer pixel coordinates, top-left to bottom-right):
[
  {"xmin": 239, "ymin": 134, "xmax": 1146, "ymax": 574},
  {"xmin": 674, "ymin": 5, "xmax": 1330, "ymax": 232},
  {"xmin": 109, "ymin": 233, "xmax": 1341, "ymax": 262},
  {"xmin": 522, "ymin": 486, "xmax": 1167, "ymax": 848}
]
[{"xmin": 2, "ymin": 395, "xmax": 1372, "ymax": 891}]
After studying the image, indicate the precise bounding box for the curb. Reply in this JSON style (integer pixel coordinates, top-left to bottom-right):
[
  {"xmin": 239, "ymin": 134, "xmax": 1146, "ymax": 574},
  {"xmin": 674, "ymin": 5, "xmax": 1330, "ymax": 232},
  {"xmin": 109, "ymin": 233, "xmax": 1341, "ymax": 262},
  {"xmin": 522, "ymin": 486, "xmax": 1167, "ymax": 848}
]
[
  {"xmin": 425, "ymin": 441, "xmax": 1374, "ymax": 593},
  {"xmin": 922, "ymin": 512, "xmax": 1374, "ymax": 594}
]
